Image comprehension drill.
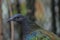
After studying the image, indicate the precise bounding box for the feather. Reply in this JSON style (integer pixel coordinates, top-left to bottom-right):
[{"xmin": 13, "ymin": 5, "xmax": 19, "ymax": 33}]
[{"xmin": 8, "ymin": 14, "xmax": 60, "ymax": 40}]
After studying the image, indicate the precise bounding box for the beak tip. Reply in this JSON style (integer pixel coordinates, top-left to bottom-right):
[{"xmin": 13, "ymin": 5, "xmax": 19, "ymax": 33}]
[
  {"xmin": 7, "ymin": 18, "xmax": 12, "ymax": 22},
  {"xmin": 7, "ymin": 19, "xmax": 10, "ymax": 22}
]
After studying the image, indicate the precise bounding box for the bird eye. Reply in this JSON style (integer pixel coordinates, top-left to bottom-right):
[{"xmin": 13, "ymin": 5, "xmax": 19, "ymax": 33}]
[
  {"xmin": 17, "ymin": 17, "xmax": 20, "ymax": 18},
  {"xmin": 15, "ymin": 17, "xmax": 19, "ymax": 19},
  {"xmin": 15, "ymin": 17, "xmax": 20, "ymax": 20}
]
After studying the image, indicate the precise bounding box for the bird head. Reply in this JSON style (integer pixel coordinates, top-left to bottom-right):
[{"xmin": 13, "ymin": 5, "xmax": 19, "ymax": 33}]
[{"xmin": 7, "ymin": 14, "xmax": 25, "ymax": 23}]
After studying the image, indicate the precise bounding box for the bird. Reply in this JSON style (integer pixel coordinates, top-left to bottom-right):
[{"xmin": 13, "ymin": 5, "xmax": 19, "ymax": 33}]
[{"xmin": 7, "ymin": 14, "xmax": 60, "ymax": 40}]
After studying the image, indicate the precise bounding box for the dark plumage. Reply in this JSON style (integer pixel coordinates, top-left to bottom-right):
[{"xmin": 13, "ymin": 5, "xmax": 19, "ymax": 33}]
[{"xmin": 8, "ymin": 14, "xmax": 60, "ymax": 40}]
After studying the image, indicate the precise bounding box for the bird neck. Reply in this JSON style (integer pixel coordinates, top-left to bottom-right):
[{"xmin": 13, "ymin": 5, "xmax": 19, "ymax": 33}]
[{"xmin": 21, "ymin": 19, "xmax": 32, "ymax": 35}]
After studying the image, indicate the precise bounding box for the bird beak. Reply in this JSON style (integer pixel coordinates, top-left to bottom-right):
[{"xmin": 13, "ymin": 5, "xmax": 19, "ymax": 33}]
[{"xmin": 7, "ymin": 17, "xmax": 14, "ymax": 22}]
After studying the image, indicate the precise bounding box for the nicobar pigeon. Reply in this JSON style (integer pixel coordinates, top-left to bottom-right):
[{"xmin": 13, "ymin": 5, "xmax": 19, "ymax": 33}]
[{"xmin": 8, "ymin": 14, "xmax": 60, "ymax": 40}]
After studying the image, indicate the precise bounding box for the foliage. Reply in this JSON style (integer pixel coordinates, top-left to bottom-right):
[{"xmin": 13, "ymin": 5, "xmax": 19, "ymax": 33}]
[{"xmin": 20, "ymin": 3, "xmax": 27, "ymax": 16}]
